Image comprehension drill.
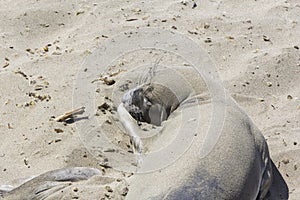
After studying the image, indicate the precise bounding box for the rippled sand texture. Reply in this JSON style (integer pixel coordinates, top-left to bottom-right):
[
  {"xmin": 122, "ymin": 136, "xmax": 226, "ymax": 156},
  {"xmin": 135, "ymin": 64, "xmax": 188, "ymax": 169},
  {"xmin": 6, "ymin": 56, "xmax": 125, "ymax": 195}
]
[{"xmin": 0, "ymin": 0, "xmax": 299, "ymax": 199}]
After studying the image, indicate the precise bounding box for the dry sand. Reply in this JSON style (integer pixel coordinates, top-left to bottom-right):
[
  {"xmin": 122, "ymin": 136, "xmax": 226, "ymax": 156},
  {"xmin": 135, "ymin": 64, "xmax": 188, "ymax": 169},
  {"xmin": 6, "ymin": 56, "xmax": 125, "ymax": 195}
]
[{"xmin": 0, "ymin": 0, "xmax": 299, "ymax": 199}]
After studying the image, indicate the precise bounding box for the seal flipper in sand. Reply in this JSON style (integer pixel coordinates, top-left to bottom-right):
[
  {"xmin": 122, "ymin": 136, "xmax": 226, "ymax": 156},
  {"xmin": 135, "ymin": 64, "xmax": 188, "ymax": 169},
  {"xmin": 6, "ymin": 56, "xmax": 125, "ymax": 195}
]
[{"xmin": 0, "ymin": 167, "xmax": 101, "ymax": 200}]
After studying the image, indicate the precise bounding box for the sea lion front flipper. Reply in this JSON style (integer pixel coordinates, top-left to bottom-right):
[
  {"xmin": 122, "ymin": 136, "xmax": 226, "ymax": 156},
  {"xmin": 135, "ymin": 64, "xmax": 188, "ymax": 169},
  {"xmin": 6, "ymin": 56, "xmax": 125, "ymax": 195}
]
[
  {"xmin": 0, "ymin": 185, "xmax": 13, "ymax": 197},
  {"xmin": 146, "ymin": 103, "xmax": 168, "ymax": 126},
  {"xmin": 40, "ymin": 167, "xmax": 101, "ymax": 182},
  {"xmin": 1, "ymin": 167, "xmax": 101, "ymax": 200}
]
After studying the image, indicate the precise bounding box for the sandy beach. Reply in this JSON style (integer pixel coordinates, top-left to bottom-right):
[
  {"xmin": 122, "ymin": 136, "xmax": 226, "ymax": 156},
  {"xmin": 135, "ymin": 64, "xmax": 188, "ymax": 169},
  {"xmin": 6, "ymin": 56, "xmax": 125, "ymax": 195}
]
[{"xmin": 0, "ymin": 0, "xmax": 299, "ymax": 199}]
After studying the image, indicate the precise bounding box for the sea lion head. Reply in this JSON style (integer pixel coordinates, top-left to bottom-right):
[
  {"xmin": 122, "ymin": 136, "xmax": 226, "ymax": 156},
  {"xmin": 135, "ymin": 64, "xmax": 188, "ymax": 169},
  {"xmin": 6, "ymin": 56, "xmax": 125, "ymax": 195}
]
[
  {"xmin": 122, "ymin": 83, "xmax": 179, "ymax": 126},
  {"xmin": 121, "ymin": 85, "xmax": 151, "ymax": 123}
]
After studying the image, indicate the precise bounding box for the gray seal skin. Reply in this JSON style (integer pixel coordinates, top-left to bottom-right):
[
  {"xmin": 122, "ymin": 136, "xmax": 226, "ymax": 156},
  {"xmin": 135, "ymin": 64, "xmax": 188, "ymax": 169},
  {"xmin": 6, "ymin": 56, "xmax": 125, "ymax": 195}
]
[
  {"xmin": 121, "ymin": 66, "xmax": 275, "ymax": 200},
  {"xmin": 0, "ymin": 167, "xmax": 101, "ymax": 200}
]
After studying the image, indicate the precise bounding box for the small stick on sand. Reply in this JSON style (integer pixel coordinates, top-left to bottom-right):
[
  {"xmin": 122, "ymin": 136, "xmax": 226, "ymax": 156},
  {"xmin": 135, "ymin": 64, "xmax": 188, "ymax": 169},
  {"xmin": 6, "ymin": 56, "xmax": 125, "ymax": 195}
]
[{"xmin": 54, "ymin": 107, "xmax": 85, "ymax": 122}]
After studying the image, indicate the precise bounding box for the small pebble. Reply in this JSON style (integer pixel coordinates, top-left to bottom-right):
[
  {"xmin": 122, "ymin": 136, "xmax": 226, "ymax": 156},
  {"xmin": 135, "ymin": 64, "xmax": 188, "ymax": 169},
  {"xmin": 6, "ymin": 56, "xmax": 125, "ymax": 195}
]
[
  {"xmin": 121, "ymin": 187, "xmax": 129, "ymax": 196},
  {"xmin": 73, "ymin": 187, "xmax": 78, "ymax": 192},
  {"xmin": 105, "ymin": 186, "xmax": 113, "ymax": 192},
  {"xmin": 181, "ymin": 1, "xmax": 187, "ymax": 6},
  {"xmin": 54, "ymin": 138, "xmax": 62, "ymax": 143},
  {"xmin": 226, "ymin": 36, "xmax": 235, "ymax": 40},
  {"xmin": 263, "ymin": 35, "xmax": 271, "ymax": 42},
  {"xmin": 282, "ymin": 158, "xmax": 289, "ymax": 164},
  {"xmin": 266, "ymin": 82, "xmax": 272, "ymax": 87},
  {"xmin": 204, "ymin": 38, "xmax": 212, "ymax": 43},
  {"xmin": 204, "ymin": 23, "xmax": 210, "ymax": 29},
  {"xmin": 43, "ymin": 46, "xmax": 49, "ymax": 52},
  {"xmin": 192, "ymin": 2, "xmax": 197, "ymax": 9},
  {"xmin": 76, "ymin": 10, "xmax": 85, "ymax": 15},
  {"xmin": 3, "ymin": 62, "xmax": 9, "ymax": 68},
  {"xmin": 54, "ymin": 128, "xmax": 64, "ymax": 133},
  {"xmin": 34, "ymin": 85, "xmax": 44, "ymax": 91},
  {"xmin": 7, "ymin": 123, "xmax": 13, "ymax": 129},
  {"xmin": 24, "ymin": 158, "xmax": 29, "ymax": 165}
]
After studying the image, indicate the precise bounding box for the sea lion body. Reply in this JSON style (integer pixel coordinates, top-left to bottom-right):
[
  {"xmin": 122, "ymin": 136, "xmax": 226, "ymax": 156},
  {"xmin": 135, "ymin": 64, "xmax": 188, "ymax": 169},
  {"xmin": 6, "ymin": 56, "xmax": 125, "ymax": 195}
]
[
  {"xmin": 121, "ymin": 66, "xmax": 273, "ymax": 199},
  {"xmin": 125, "ymin": 98, "xmax": 272, "ymax": 199}
]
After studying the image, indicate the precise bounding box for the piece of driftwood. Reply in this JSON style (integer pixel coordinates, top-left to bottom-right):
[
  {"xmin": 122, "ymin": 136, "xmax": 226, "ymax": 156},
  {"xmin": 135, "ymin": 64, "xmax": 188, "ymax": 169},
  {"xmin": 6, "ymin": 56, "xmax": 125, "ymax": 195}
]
[{"xmin": 54, "ymin": 107, "xmax": 85, "ymax": 122}]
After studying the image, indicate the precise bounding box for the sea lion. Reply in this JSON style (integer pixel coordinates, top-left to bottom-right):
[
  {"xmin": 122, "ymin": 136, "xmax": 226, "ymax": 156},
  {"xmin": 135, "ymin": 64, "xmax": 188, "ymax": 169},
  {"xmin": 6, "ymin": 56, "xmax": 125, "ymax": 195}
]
[{"xmin": 119, "ymin": 66, "xmax": 274, "ymax": 199}]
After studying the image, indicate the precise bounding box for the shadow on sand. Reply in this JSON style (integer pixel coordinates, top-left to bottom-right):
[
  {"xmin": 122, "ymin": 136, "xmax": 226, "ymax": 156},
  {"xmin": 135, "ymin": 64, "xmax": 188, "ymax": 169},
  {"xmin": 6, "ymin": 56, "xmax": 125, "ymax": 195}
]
[{"xmin": 267, "ymin": 161, "xmax": 289, "ymax": 200}]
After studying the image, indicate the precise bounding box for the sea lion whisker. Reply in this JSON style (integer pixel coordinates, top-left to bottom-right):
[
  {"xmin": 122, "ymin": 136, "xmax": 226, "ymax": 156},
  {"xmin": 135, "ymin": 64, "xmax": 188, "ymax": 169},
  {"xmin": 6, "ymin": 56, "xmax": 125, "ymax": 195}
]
[{"xmin": 149, "ymin": 56, "xmax": 162, "ymax": 82}]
